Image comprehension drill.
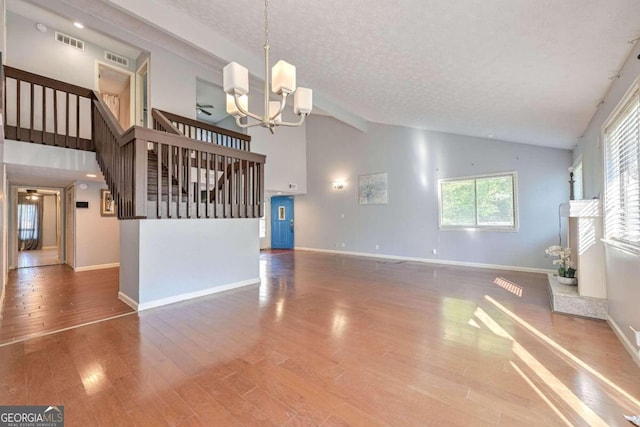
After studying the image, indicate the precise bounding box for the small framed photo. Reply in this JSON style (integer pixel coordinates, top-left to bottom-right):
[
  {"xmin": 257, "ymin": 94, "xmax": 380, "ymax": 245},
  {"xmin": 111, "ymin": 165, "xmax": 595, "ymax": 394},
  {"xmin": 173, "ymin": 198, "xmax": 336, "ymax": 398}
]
[{"xmin": 101, "ymin": 189, "xmax": 116, "ymax": 216}]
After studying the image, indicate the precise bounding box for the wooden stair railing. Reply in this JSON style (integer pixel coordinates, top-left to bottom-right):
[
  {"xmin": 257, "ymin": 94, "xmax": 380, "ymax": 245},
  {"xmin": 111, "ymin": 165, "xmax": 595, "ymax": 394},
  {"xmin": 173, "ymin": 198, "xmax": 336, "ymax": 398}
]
[
  {"xmin": 3, "ymin": 66, "xmax": 95, "ymax": 151},
  {"xmin": 3, "ymin": 65, "xmax": 266, "ymax": 220},
  {"xmin": 152, "ymin": 108, "xmax": 251, "ymax": 151}
]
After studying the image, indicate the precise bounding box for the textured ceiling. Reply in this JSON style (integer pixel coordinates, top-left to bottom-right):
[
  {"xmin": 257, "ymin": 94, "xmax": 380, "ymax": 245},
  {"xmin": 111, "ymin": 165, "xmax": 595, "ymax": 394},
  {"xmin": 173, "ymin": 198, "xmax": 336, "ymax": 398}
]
[
  {"xmin": 22, "ymin": 0, "xmax": 640, "ymax": 149},
  {"xmin": 148, "ymin": 0, "xmax": 640, "ymax": 149}
]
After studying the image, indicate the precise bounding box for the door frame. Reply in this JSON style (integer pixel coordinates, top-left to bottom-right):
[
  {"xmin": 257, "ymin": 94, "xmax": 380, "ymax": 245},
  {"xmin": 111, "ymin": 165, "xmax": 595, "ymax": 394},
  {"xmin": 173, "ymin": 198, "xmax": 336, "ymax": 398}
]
[
  {"xmin": 65, "ymin": 184, "xmax": 75, "ymax": 270},
  {"xmin": 95, "ymin": 60, "xmax": 136, "ymax": 129},
  {"xmin": 135, "ymin": 58, "xmax": 150, "ymax": 128},
  {"xmin": 10, "ymin": 185, "xmax": 66, "ymax": 269}
]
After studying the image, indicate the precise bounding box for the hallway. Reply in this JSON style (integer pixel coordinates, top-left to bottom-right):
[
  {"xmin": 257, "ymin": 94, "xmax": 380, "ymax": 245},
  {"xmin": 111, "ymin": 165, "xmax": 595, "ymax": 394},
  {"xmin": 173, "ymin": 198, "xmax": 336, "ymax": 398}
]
[{"xmin": 0, "ymin": 265, "xmax": 134, "ymax": 346}]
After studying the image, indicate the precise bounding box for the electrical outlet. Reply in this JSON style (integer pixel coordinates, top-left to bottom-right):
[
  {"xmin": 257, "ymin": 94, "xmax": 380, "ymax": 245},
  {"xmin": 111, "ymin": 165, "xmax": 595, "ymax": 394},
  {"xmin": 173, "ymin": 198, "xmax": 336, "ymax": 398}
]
[
  {"xmin": 340, "ymin": 213, "xmax": 345, "ymax": 219},
  {"xmin": 432, "ymin": 249, "xmax": 437, "ymax": 255},
  {"xmin": 375, "ymin": 244, "xmax": 379, "ymax": 250},
  {"xmin": 341, "ymin": 242, "xmax": 346, "ymax": 248}
]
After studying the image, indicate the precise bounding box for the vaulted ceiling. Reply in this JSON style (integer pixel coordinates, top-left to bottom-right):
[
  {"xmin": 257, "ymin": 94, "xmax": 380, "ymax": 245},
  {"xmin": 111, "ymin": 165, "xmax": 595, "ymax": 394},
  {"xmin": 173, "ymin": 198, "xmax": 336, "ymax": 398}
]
[{"xmin": 27, "ymin": 0, "xmax": 640, "ymax": 149}]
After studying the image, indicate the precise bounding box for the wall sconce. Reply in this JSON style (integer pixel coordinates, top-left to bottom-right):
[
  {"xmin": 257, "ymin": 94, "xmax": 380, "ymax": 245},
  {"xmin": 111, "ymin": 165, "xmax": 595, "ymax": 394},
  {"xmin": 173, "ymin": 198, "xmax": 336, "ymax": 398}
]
[{"xmin": 333, "ymin": 181, "xmax": 345, "ymax": 190}]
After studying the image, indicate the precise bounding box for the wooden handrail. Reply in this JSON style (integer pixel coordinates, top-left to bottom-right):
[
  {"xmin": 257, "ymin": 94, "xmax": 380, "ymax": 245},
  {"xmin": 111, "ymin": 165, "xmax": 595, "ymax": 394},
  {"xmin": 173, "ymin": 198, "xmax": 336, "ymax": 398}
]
[
  {"xmin": 4, "ymin": 66, "xmax": 93, "ymax": 98},
  {"xmin": 153, "ymin": 108, "xmax": 252, "ymax": 152},
  {"xmin": 155, "ymin": 109, "xmax": 249, "ymax": 141},
  {"xmin": 151, "ymin": 109, "xmax": 182, "ymax": 135}
]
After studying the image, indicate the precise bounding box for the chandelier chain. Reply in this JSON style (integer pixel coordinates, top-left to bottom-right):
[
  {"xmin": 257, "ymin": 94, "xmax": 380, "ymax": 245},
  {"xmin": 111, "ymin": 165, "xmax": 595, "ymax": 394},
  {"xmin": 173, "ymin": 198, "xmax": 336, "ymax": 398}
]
[{"xmin": 264, "ymin": 0, "xmax": 269, "ymax": 47}]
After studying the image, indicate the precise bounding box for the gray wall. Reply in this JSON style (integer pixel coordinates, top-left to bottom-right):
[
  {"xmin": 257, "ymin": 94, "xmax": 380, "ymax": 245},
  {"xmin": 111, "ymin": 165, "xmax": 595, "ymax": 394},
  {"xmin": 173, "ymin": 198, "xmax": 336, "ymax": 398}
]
[
  {"xmin": 6, "ymin": 12, "xmax": 135, "ymax": 90},
  {"xmin": 573, "ymin": 42, "xmax": 640, "ymax": 357},
  {"xmin": 296, "ymin": 116, "xmax": 571, "ymax": 270}
]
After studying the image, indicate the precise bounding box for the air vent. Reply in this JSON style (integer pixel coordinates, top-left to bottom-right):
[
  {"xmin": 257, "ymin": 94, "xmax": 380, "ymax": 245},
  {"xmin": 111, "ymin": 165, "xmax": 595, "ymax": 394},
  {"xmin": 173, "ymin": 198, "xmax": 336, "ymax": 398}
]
[
  {"xmin": 55, "ymin": 32, "xmax": 84, "ymax": 50},
  {"xmin": 104, "ymin": 51, "xmax": 129, "ymax": 68}
]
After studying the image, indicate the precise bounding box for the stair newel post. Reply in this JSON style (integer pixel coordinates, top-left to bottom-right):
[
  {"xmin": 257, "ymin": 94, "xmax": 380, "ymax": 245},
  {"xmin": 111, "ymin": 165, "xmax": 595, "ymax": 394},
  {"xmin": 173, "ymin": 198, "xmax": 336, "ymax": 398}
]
[{"xmin": 134, "ymin": 138, "xmax": 149, "ymax": 219}]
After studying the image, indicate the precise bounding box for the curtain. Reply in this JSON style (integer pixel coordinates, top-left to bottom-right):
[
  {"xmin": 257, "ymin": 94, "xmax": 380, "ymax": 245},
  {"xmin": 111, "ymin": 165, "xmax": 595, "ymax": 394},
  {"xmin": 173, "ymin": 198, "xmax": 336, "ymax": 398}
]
[
  {"xmin": 101, "ymin": 93, "xmax": 120, "ymax": 121},
  {"xmin": 18, "ymin": 194, "xmax": 44, "ymax": 251}
]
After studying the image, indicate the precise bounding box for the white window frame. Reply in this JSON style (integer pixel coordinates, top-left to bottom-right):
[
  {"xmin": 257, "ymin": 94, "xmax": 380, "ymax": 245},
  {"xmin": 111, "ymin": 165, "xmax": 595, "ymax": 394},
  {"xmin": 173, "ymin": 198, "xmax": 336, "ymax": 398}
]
[
  {"xmin": 602, "ymin": 75, "xmax": 640, "ymax": 254},
  {"xmin": 438, "ymin": 171, "xmax": 519, "ymax": 232}
]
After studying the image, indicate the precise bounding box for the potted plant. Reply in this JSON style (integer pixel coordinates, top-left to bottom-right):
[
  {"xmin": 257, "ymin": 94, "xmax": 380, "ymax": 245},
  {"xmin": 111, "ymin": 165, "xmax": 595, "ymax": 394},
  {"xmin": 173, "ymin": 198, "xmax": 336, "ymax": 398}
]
[{"xmin": 545, "ymin": 245, "xmax": 577, "ymax": 285}]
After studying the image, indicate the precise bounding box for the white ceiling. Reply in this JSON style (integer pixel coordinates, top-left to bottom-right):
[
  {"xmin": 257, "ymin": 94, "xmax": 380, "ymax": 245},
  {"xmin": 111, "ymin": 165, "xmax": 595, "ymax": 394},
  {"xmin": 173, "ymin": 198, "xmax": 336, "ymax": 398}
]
[
  {"xmin": 18, "ymin": 0, "xmax": 640, "ymax": 150},
  {"xmin": 7, "ymin": 164, "xmax": 104, "ymax": 188}
]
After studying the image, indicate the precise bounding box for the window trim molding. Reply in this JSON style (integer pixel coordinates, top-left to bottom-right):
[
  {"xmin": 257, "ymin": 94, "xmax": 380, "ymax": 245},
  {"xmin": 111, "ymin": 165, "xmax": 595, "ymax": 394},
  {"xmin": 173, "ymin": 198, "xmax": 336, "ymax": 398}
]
[{"xmin": 437, "ymin": 171, "xmax": 519, "ymax": 232}]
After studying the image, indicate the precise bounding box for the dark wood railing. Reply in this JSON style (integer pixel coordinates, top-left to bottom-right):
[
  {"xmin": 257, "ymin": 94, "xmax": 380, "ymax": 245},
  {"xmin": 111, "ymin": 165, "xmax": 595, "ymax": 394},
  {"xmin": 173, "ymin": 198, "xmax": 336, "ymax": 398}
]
[
  {"xmin": 3, "ymin": 66, "xmax": 94, "ymax": 151},
  {"xmin": 3, "ymin": 65, "xmax": 265, "ymax": 220},
  {"xmin": 153, "ymin": 109, "xmax": 251, "ymax": 151}
]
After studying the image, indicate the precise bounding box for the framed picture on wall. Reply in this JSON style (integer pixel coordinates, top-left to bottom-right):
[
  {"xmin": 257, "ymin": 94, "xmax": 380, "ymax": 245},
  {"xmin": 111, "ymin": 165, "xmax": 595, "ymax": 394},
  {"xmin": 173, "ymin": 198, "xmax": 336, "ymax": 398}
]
[
  {"xmin": 358, "ymin": 173, "xmax": 388, "ymax": 205},
  {"xmin": 101, "ymin": 189, "xmax": 116, "ymax": 216}
]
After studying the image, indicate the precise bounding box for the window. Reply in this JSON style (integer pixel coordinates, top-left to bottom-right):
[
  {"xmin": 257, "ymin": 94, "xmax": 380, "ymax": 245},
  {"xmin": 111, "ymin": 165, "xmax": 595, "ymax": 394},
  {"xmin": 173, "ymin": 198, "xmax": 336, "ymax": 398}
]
[
  {"xmin": 439, "ymin": 172, "xmax": 517, "ymax": 230},
  {"xmin": 603, "ymin": 79, "xmax": 640, "ymax": 250},
  {"xmin": 573, "ymin": 159, "xmax": 584, "ymax": 200}
]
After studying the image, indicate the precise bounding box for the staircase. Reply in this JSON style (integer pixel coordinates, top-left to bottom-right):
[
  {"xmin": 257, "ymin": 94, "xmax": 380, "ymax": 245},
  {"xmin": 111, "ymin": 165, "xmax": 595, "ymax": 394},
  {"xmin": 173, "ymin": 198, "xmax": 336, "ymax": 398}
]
[{"xmin": 2, "ymin": 65, "xmax": 266, "ymax": 220}]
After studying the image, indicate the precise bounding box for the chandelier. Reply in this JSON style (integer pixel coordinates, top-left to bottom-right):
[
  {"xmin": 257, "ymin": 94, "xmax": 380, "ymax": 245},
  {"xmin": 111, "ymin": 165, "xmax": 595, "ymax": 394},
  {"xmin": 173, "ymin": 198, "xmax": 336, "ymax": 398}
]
[{"xmin": 223, "ymin": 0, "xmax": 313, "ymax": 133}]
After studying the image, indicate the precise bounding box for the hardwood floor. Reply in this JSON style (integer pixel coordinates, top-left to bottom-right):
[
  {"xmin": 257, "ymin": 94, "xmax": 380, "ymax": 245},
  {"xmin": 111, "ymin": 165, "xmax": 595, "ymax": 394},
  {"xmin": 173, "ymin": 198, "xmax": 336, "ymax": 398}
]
[
  {"xmin": 0, "ymin": 251, "xmax": 639, "ymax": 426},
  {"xmin": 17, "ymin": 248, "xmax": 61, "ymax": 268},
  {"xmin": 0, "ymin": 266, "xmax": 134, "ymax": 345}
]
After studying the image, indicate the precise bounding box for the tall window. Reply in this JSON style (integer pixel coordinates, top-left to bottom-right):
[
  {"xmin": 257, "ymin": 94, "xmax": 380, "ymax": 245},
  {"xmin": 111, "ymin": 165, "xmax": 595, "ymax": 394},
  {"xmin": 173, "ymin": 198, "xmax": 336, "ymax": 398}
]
[
  {"xmin": 604, "ymin": 79, "xmax": 639, "ymax": 249},
  {"xmin": 439, "ymin": 172, "xmax": 517, "ymax": 230},
  {"xmin": 573, "ymin": 159, "xmax": 584, "ymax": 200}
]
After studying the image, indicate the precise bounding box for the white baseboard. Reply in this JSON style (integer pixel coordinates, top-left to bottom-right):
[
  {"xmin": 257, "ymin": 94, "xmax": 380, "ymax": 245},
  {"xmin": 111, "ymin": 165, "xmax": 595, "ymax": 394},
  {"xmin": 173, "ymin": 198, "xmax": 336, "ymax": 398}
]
[
  {"xmin": 137, "ymin": 277, "xmax": 261, "ymax": 311},
  {"xmin": 607, "ymin": 315, "xmax": 640, "ymax": 368},
  {"xmin": 294, "ymin": 247, "xmax": 554, "ymax": 274},
  {"xmin": 41, "ymin": 246, "xmax": 57, "ymax": 250},
  {"xmin": 118, "ymin": 292, "xmax": 139, "ymax": 311},
  {"xmin": 74, "ymin": 262, "xmax": 120, "ymax": 272}
]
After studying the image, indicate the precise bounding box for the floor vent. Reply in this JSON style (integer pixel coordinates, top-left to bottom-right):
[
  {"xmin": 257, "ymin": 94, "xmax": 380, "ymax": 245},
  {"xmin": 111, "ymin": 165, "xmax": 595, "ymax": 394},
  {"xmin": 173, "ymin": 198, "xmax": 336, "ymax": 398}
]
[
  {"xmin": 105, "ymin": 51, "xmax": 129, "ymax": 68},
  {"xmin": 55, "ymin": 32, "xmax": 84, "ymax": 50}
]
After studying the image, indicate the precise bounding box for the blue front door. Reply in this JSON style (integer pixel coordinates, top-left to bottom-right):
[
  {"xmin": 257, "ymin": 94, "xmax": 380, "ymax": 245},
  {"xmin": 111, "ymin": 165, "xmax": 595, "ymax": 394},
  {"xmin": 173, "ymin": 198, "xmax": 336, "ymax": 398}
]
[{"xmin": 271, "ymin": 196, "xmax": 294, "ymax": 249}]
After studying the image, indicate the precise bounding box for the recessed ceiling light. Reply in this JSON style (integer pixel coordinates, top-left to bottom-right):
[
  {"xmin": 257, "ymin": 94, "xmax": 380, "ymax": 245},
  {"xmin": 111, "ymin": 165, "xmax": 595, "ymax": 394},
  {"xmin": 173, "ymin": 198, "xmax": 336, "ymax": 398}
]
[
  {"xmin": 35, "ymin": 23, "xmax": 47, "ymax": 32},
  {"xmin": 86, "ymin": 173, "xmax": 97, "ymax": 178},
  {"xmin": 73, "ymin": 22, "xmax": 84, "ymax": 29},
  {"xmin": 487, "ymin": 134, "xmax": 494, "ymax": 138}
]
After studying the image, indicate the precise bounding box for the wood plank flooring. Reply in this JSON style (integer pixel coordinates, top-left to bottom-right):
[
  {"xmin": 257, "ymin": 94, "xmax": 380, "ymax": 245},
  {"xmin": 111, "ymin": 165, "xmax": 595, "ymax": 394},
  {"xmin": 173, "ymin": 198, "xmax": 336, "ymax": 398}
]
[
  {"xmin": 17, "ymin": 248, "xmax": 61, "ymax": 268},
  {"xmin": 0, "ymin": 265, "xmax": 134, "ymax": 345},
  {"xmin": 1, "ymin": 251, "xmax": 639, "ymax": 426}
]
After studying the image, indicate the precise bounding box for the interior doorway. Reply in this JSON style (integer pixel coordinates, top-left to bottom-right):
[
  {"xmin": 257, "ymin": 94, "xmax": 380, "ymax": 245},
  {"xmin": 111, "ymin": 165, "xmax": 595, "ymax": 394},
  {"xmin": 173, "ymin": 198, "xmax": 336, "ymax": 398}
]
[
  {"xmin": 136, "ymin": 59, "xmax": 149, "ymax": 128},
  {"xmin": 14, "ymin": 187, "xmax": 63, "ymax": 268},
  {"xmin": 96, "ymin": 62, "xmax": 134, "ymax": 130}
]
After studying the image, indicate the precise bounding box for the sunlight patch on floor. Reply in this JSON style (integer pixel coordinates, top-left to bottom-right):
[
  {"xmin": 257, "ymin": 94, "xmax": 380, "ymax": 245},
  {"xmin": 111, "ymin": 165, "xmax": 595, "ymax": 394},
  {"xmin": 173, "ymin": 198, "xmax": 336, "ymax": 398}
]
[
  {"xmin": 485, "ymin": 295, "xmax": 640, "ymax": 412},
  {"xmin": 493, "ymin": 277, "xmax": 523, "ymax": 297}
]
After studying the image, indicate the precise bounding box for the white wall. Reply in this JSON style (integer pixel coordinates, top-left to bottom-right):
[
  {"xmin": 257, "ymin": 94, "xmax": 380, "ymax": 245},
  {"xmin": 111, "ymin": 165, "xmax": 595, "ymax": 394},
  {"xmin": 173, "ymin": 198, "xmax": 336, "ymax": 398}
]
[
  {"xmin": 41, "ymin": 194, "xmax": 57, "ymax": 248},
  {"xmin": 3, "ymin": 139, "xmax": 101, "ymax": 174},
  {"xmin": 250, "ymin": 122, "xmax": 307, "ymax": 194},
  {"xmin": 573, "ymin": 42, "xmax": 640, "ymax": 359},
  {"xmin": 74, "ymin": 180, "xmax": 119, "ymax": 269},
  {"xmin": 120, "ymin": 218, "xmax": 260, "ymax": 309},
  {"xmin": 298, "ymin": 116, "xmax": 571, "ymax": 270}
]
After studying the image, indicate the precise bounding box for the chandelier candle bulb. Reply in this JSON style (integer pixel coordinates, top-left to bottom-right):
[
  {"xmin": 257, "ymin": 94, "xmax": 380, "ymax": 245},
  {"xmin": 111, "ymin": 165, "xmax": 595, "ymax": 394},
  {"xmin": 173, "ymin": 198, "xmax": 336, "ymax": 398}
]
[
  {"xmin": 223, "ymin": 62, "xmax": 249, "ymax": 95},
  {"xmin": 272, "ymin": 60, "xmax": 296, "ymax": 94},
  {"xmin": 294, "ymin": 88, "xmax": 313, "ymax": 115},
  {"xmin": 226, "ymin": 94, "xmax": 248, "ymax": 117}
]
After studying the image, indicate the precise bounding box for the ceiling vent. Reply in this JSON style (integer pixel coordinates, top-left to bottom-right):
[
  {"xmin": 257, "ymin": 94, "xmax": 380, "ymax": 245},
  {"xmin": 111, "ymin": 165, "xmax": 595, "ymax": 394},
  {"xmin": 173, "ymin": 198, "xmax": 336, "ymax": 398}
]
[
  {"xmin": 55, "ymin": 32, "xmax": 84, "ymax": 50},
  {"xmin": 104, "ymin": 51, "xmax": 129, "ymax": 68}
]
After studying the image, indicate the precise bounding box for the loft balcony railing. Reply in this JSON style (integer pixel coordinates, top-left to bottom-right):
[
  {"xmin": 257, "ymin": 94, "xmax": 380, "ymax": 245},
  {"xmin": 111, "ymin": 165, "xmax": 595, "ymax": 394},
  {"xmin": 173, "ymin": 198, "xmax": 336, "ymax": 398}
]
[{"xmin": 2, "ymin": 65, "xmax": 265, "ymax": 220}]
